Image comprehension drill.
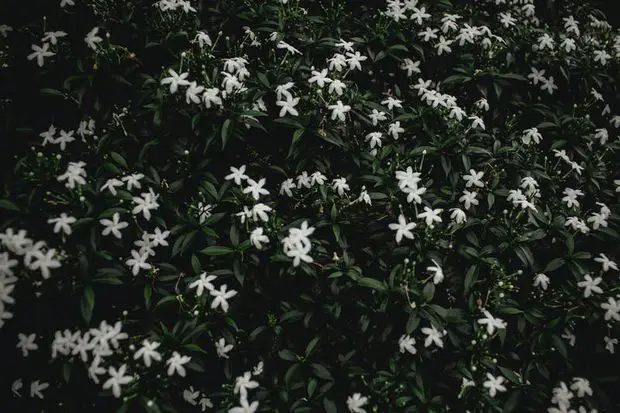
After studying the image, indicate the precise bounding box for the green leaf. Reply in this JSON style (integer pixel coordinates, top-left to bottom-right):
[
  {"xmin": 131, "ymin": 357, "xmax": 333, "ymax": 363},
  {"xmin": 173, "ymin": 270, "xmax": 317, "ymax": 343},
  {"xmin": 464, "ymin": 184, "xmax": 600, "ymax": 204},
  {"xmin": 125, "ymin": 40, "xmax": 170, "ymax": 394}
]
[
  {"xmin": 0, "ymin": 199, "xmax": 19, "ymax": 212},
  {"xmin": 422, "ymin": 282, "xmax": 435, "ymax": 301},
  {"xmin": 498, "ymin": 366, "xmax": 521, "ymax": 384},
  {"xmin": 110, "ymin": 152, "xmax": 128, "ymax": 168},
  {"xmin": 552, "ymin": 335, "xmax": 568, "ymax": 359},
  {"xmin": 144, "ymin": 284, "xmax": 153, "ymax": 309},
  {"xmin": 503, "ymin": 390, "xmax": 521, "ymax": 413},
  {"xmin": 544, "ymin": 258, "xmax": 565, "ymax": 272},
  {"xmin": 279, "ymin": 349, "xmax": 298, "ymax": 361},
  {"xmin": 257, "ymin": 72, "xmax": 270, "ymax": 88},
  {"xmin": 201, "ymin": 245, "xmax": 234, "ymax": 256},
  {"xmin": 311, "ymin": 363, "xmax": 333, "ymax": 381},
  {"xmin": 40, "ymin": 88, "xmax": 65, "ymax": 97},
  {"xmin": 285, "ymin": 363, "xmax": 302, "ymax": 386},
  {"xmin": 323, "ymin": 398, "xmax": 337, "ymax": 413},
  {"xmin": 497, "ymin": 73, "xmax": 527, "ymax": 82},
  {"xmin": 80, "ymin": 286, "xmax": 95, "ymax": 325},
  {"xmin": 221, "ymin": 119, "xmax": 232, "ymax": 149},
  {"xmin": 305, "ymin": 337, "xmax": 320, "ymax": 357},
  {"xmin": 357, "ymin": 277, "xmax": 387, "ymax": 292},
  {"xmin": 464, "ymin": 265, "xmax": 477, "ymax": 295}
]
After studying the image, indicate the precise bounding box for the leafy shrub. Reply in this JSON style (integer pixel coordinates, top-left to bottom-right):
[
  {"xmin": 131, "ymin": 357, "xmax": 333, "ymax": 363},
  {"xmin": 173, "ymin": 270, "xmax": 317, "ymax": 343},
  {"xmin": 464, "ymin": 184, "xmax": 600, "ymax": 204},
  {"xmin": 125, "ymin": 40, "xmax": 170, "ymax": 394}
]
[{"xmin": 1, "ymin": 0, "xmax": 619, "ymax": 412}]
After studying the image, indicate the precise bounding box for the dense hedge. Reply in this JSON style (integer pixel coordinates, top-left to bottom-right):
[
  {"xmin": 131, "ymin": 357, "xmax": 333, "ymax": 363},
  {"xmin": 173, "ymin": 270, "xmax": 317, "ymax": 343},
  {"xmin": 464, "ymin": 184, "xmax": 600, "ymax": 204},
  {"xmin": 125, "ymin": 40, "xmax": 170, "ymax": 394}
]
[{"xmin": 1, "ymin": 1, "xmax": 619, "ymax": 413}]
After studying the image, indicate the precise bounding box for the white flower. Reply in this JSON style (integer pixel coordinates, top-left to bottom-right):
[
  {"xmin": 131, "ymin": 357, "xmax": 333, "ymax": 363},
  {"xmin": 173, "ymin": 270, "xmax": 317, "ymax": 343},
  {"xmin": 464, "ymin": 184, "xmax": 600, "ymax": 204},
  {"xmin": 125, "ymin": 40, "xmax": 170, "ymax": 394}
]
[
  {"xmin": 16, "ymin": 333, "xmax": 38, "ymax": 357},
  {"xmin": 387, "ymin": 121, "xmax": 405, "ymax": 139},
  {"xmin": 47, "ymin": 213, "xmax": 76, "ymax": 236},
  {"xmin": 332, "ymin": 177, "xmax": 350, "ymax": 196},
  {"xmin": 421, "ymin": 324, "xmax": 444, "ymax": 348},
  {"xmin": 121, "ymin": 173, "xmax": 144, "ymax": 191},
  {"xmin": 417, "ymin": 207, "xmax": 443, "ymax": 228},
  {"xmin": 234, "ymin": 371, "xmax": 259, "ymax": 400},
  {"xmin": 308, "ymin": 69, "xmax": 332, "ymax": 88},
  {"xmin": 29, "ymin": 248, "xmax": 61, "ymax": 279},
  {"xmin": 286, "ymin": 239, "xmax": 313, "ymax": 267},
  {"xmin": 401, "ymin": 58, "xmax": 421, "ymax": 77},
  {"xmin": 243, "ymin": 178, "xmax": 270, "ymax": 200},
  {"xmin": 192, "ymin": 30, "xmax": 212, "ymax": 49},
  {"xmin": 57, "ymin": 161, "xmax": 87, "ymax": 189},
  {"xmin": 125, "ymin": 249, "xmax": 151, "ymax": 276},
  {"xmin": 577, "ymin": 274, "xmax": 603, "ymax": 298},
  {"xmin": 328, "ymin": 79, "xmax": 347, "ymax": 96},
  {"xmin": 469, "ymin": 115, "xmax": 485, "ymax": 130},
  {"xmin": 604, "ymin": 336, "xmax": 617, "ymax": 354},
  {"xmin": 101, "ymin": 178, "xmax": 124, "ymax": 196},
  {"xmin": 540, "ymin": 76, "xmax": 558, "ymax": 95},
  {"xmin": 210, "ymin": 284, "xmax": 238, "ymax": 312},
  {"xmin": 99, "ymin": 213, "xmax": 129, "ymax": 239},
  {"xmin": 279, "ymin": 178, "xmax": 296, "ymax": 197},
  {"xmin": 310, "ymin": 171, "xmax": 327, "ymax": 186},
  {"xmin": 570, "ymin": 377, "xmax": 593, "ymax": 398},
  {"xmin": 27, "ymin": 43, "xmax": 55, "ymax": 67},
  {"xmin": 593, "ymin": 253, "xmax": 618, "ymax": 272},
  {"xmin": 160, "ymin": 68, "xmax": 191, "ymax": 94},
  {"xmin": 587, "ymin": 212, "xmax": 608, "ymax": 230},
  {"xmin": 29, "ymin": 380, "xmax": 49, "ymax": 399},
  {"xmin": 368, "ymin": 109, "xmax": 387, "ymax": 126},
  {"xmin": 593, "ymin": 50, "xmax": 612, "ymax": 65},
  {"xmin": 277, "ymin": 40, "xmax": 302, "ymax": 55},
  {"xmin": 253, "ymin": 361, "xmax": 264, "ymax": 376},
  {"xmin": 459, "ymin": 190, "xmax": 479, "ymax": 210},
  {"xmin": 225, "ymin": 165, "xmax": 249, "ymax": 186},
  {"xmin": 250, "ymin": 227, "xmax": 270, "ymax": 250},
  {"xmin": 328, "ymin": 53, "xmax": 347, "ymax": 71},
  {"xmin": 426, "ymin": 259, "xmax": 445, "ymax": 284},
  {"xmin": 103, "ymin": 365, "xmax": 133, "ymax": 398},
  {"xmin": 85, "ymin": 27, "xmax": 103, "ymax": 50},
  {"xmin": 327, "ymin": 100, "xmax": 351, "ymax": 122},
  {"xmin": 183, "ymin": 387, "xmax": 200, "ymax": 405},
  {"xmin": 229, "ymin": 398, "xmax": 259, "ymax": 413},
  {"xmin": 276, "ymin": 95, "xmax": 300, "ymax": 117},
  {"xmin": 600, "ymin": 297, "xmax": 620, "ymax": 322},
  {"xmin": 149, "ymin": 227, "xmax": 170, "ymax": 247},
  {"xmin": 551, "ymin": 382, "xmax": 573, "ymax": 410},
  {"xmin": 55, "ymin": 129, "xmax": 75, "ymax": 150},
  {"xmin": 562, "ymin": 188, "xmax": 584, "ymax": 209},
  {"xmin": 275, "ymin": 82, "xmax": 294, "ymax": 101},
  {"xmin": 199, "ymin": 397, "xmax": 214, "ymax": 411},
  {"xmin": 203, "ymin": 88, "xmax": 223, "ymax": 108},
  {"xmin": 250, "ymin": 203, "xmax": 272, "ymax": 222},
  {"xmin": 395, "ymin": 167, "xmax": 421, "ymax": 190},
  {"xmin": 450, "ymin": 208, "xmax": 467, "ymax": 224},
  {"xmin": 215, "ymin": 338, "xmax": 233, "ymax": 359},
  {"xmin": 185, "ymin": 81, "xmax": 205, "ymax": 104},
  {"xmin": 346, "ymin": 393, "xmax": 368, "ymax": 413},
  {"xmin": 346, "ymin": 51, "xmax": 367, "ymax": 71},
  {"xmin": 189, "ymin": 273, "xmax": 217, "ymax": 297},
  {"xmin": 133, "ymin": 340, "xmax": 162, "ymax": 367},
  {"xmin": 477, "ymin": 310, "xmax": 507, "ymax": 335},
  {"xmin": 131, "ymin": 188, "xmax": 160, "ymax": 220},
  {"xmin": 483, "ymin": 373, "xmax": 507, "ymax": 397},
  {"xmin": 533, "ymin": 273, "xmax": 550, "ymax": 290},
  {"xmin": 388, "ymin": 214, "xmax": 416, "ymax": 244},
  {"xmin": 42, "ymin": 31, "xmax": 67, "ymax": 45},
  {"xmin": 561, "ymin": 329, "xmax": 576, "ymax": 347},
  {"xmin": 381, "ymin": 96, "xmax": 402, "ymax": 110},
  {"xmin": 60, "ymin": 0, "xmax": 75, "ymax": 7},
  {"xmin": 398, "ymin": 334, "xmax": 417, "ymax": 355},
  {"xmin": 357, "ymin": 187, "xmax": 371, "ymax": 206},
  {"xmin": 166, "ymin": 352, "xmax": 191, "ymax": 377},
  {"xmin": 521, "ymin": 127, "xmax": 543, "ymax": 145}
]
